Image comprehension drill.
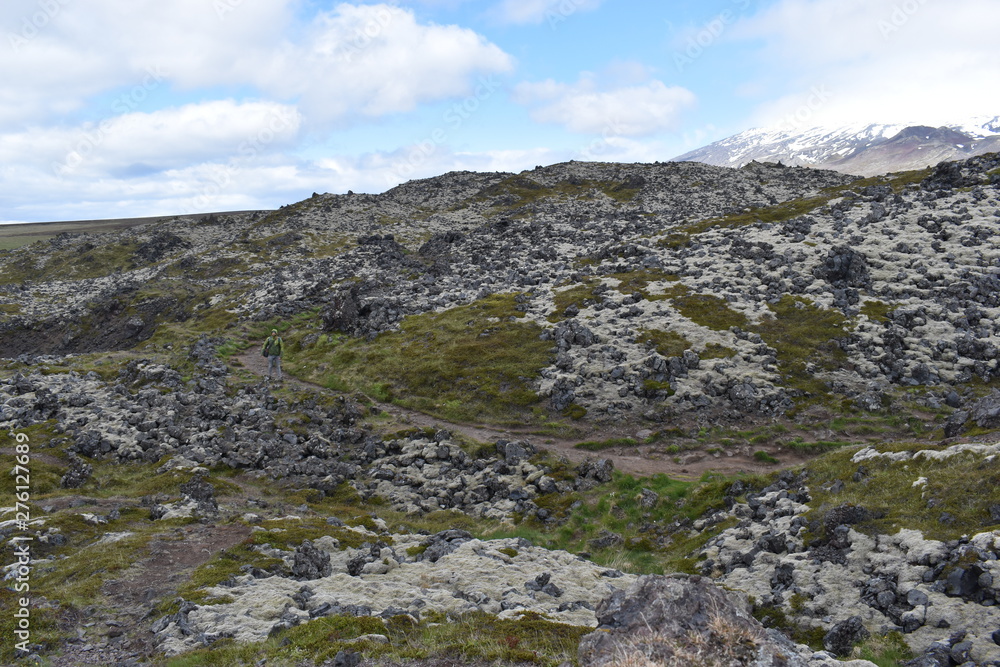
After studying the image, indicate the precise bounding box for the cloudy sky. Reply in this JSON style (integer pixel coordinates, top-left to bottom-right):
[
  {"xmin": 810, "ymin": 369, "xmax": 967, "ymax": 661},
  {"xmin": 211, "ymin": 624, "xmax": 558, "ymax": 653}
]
[{"xmin": 2, "ymin": 0, "xmax": 998, "ymax": 223}]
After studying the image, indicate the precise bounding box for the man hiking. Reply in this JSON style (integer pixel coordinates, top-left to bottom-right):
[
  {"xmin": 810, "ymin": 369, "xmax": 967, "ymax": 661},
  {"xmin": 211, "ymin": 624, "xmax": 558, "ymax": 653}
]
[{"xmin": 262, "ymin": 329, "xmax": 284, "ymax": 381}]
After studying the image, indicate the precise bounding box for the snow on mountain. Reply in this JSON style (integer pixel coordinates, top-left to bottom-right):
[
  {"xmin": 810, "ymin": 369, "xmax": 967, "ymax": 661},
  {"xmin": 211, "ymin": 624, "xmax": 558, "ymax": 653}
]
[{"xmin": 675, "ymin": 116, "xmax": 1000, "ymax": 176}]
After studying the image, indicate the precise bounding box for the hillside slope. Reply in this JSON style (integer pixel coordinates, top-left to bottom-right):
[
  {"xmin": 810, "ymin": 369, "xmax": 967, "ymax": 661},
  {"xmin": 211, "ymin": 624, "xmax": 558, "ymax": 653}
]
[{"xmin": 1, "ymin": 155, "xmax": 1000, "ymax": 665}]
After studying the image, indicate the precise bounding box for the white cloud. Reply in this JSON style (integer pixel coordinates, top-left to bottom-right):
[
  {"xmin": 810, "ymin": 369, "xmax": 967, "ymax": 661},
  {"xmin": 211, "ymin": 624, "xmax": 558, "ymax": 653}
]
[
  {"xmin": 514, "ymin": 75, "xmax": 696, "ymax": 136},
  {"xmin": 0, "ymin": 101, "xmax": 301, "ymax": 177},
  {"xmin": 491, "ymin": 0, "xmax": 603, "ymax": 25},
  {"xmin": 0, "ymin": 2, "xmax": 513, "ymax": 128},
  {"xmin": 732, "ymin": 0, "xmax": 1000, "ymax": 127},
  {"xmin": 264, "ymin": 4, "xmax": 514, "ymax": 123}
]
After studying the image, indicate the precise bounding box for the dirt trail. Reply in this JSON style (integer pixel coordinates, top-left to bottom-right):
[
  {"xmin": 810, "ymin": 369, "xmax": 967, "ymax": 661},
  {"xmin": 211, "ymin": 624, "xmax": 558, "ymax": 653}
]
[{"xmin": 234, "ymin": 348, "xmax": 795, "ymax": 479}]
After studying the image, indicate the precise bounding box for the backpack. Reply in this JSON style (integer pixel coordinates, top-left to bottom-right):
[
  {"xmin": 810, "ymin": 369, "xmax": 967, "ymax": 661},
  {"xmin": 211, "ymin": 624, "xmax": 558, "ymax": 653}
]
[{"xmin": 262, "ymin": 339, "xmax": 272, "ymax": 357}]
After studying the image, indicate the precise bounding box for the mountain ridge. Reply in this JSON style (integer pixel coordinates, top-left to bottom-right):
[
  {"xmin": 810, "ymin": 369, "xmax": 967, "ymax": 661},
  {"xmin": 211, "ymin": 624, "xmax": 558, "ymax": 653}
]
[{"xmin": 675, "ymin": 116, "xmax": 1000, "ymax": 176}]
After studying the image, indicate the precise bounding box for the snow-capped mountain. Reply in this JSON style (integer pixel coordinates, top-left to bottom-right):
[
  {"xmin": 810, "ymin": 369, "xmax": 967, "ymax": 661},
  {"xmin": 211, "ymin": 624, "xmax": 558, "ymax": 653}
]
[{"xmin": 674, "ymin": 116, "xmax": 1000, "ymax": 176}]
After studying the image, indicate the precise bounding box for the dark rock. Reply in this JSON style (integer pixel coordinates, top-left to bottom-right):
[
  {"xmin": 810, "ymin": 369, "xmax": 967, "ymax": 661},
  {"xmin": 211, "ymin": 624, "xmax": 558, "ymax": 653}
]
[
  {"xmin": 495, "ymin": 439, "xmax": 535, "ymax": 465},
  {"xmin": 577, "ymin": 458, "xmax": 614, "ymax": 484},
  {"xmin": 60, "ymin": 453, "xmax": 92, "ymax": 489},
  {"xmin": 417, "ymin": 530, "xmax": 473, "ymax": 563},
  {"xmin": 291, "ymin": 540, "xmax": 332, "ymax": 580},
  {"xmin": 823, "ymin": 615, "xmax": 870, "ymax": 657},
  {"xmin": 332, "ymin": 650, "xmax": 362, "ymax": 667},
  {"xmin": 823, "ymin": 503, "xmax": 871, "ymax": 535},
  {"xmin": 814, "ymin": 246, "xmax": 871, "ymax": 290},
  {"xmin": 969, "ymin": 391, "xmax": 1000, "ymax": 428},
  {"xmin": 578, "ymin": 574, "xmax": 812, "ymax": 667},
  {"xmin": 588, "ymin": 530, "xmax": 624, "ymax": 550},
  {"xmin": 944, "ymin": 411, "xmax": 969, "ymax": 438}
]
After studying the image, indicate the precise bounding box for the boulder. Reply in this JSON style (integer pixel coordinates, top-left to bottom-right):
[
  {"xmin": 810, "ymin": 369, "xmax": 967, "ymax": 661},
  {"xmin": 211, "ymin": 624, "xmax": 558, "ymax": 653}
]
[{"xmin": 577, "ymin": 575, "xmax": 873, "ymax": 667}]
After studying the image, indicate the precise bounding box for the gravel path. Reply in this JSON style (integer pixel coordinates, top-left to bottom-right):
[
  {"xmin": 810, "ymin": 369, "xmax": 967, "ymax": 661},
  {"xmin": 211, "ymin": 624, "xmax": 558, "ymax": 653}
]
[{"xmin": 234, "ymin": 346, "xmax": 789, "ymax": 479}]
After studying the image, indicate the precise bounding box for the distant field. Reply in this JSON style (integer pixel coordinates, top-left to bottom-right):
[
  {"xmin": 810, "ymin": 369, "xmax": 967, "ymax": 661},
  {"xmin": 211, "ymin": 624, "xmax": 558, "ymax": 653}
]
[
  {"xmin": 0, "ymin": 235, "xmax": 55, "ymax": 250},
  {"xmin": 0, "ymin": 210, "xmax": 270, "ymax": 251}
]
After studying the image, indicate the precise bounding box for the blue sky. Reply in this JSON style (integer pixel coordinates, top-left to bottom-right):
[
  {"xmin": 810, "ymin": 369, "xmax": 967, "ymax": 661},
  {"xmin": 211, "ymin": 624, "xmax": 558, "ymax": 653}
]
[{"xmin": 2, "ymin": 0, "xmax": 998, "ymax": 223}]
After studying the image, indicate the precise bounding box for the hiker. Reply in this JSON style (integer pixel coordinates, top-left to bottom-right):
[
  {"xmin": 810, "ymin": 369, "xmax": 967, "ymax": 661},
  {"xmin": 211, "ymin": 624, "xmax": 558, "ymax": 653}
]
[{"xmin": 262, "ymin": 329, "xmax": 283, "ymax": 381}]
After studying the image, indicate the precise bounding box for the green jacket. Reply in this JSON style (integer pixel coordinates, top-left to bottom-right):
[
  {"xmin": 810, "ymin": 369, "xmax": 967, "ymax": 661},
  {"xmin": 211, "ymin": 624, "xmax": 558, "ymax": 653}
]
[{"xmin": 263, "ymin": 335, "xmax": 283, "ymax": 357}]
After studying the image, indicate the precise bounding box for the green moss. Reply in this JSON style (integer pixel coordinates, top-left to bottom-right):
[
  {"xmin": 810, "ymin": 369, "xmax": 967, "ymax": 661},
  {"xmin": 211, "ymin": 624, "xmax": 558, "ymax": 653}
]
[
  {"xmin": 498, "ymin": 547, "xmax": 519, "ymax": 558},
  {"xmin": 288, "ymin": 294, "xmax": 554, "ymax": 425},
  {"xmin": 700, "ymin": 343, "xmax": 737, "ymax": 359},
  {"xmin": 642, "ymin": 379, "xmax": 674, "ymax": 396},
  {"xmin": 802, "ymin": 443, "xmax": 1000, "ymax": 541},
  {"xmin": 750, "ymin": 295, "xmax": 848, "ymax": 407},
  {"xmin": 673, "ymin": 293, "xmax": 749, "ymax": 331},
  {"xmin": 753, "ymin": 451, "xmax": 779, "ymax": 464},
  {"xmin": 575, "ymin": 438, "xmax": 638, "ymax": 452},
  {"xmin": 637, "ymin": 328, "xmax": 690, "ymax": 358},
  {"xmin": 549, "ymin": 280, "xmax": 601, "ymax": 322},
  {"xmin": 561, "ymin": 403, "xmax": 588, "ymax": 421},
  {"xmin": 610, "ymin": 269, "xmax": 681, "ymax": 299},
  {"xmin": 0, "ymin": 589, "xmax": 67, "ymax": 663},
  {"xmin": 478, "ymin": 175, "xmax": 642, "ymax": 214},
  {"xmin": 860, "ymin": 299, "xmax": 894, "ymax": 324},
  {"xmin": 856, "ymin": 631, "xmax": 915, "ymax": 666},
  {"xmin": 251, "ymin": 518, "xmax": 383, "ymax": 551}
]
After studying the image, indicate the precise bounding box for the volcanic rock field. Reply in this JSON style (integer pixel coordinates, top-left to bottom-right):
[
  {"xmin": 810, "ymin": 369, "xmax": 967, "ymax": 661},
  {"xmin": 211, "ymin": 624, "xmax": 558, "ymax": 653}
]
[{"xmin": 1, "ymin": 155, "xmax": 1000, "ymax": 665}]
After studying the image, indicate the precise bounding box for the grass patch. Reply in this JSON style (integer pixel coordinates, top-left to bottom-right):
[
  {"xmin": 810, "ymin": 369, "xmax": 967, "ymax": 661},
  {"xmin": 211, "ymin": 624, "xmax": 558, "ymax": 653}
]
[
  {"xmin": 32, "ymin": 532, "xmax": 153, "ymax": 609},
  {"xmin": 288, "ymin": 294, "xmax": 554, "ymax": 425},
  {"xmin": 701, "ymin": 343, "xmax": 737, "ymax": 359},
  {"xmin": 636, "ymin": 328, "xmax": 690, "ymax": 358},
  {"xmin": 167, "ymin": 610, "xmax": 587, "ymax": 667},
  {"xmin": 749, "ymin": 295, "xmax": 848, "ymax": 407},
  {"xmin": 575, "ymin": 437, "xmax": 638, "ymax": 452},
  {"xmin": 860, "ymin": 299, "xmax": 894, "ymax": 324},
  {"xmin": 609, "ymin": 269, "xmax": 681, "ymax": 300},
  {"xmin": 0, "ymin": 239, "xmax": 140, "ymax": 283},
  {"xmin": 856, "ymin": 631, "xmax": 915, "ymax": 666},
  {"xmin": 0, "ymin": 589, "xmax": 68, "ymax": 663},
  {"xmin": 802, "ymin": 443, "xmax": 1000, "ymax": 542},
  {"xmin": 753, "ymin": 451, "xmax": 779, "ymax": 464},
  {"xmin": 549, "ymin": 280, "xmax": 601, "ymax": 322},
  {"xmin": 674, "ymin": 293, "xmax": 749, "ymax": 331},
  {"xmin": 478, "ymin": 175, "xmax": 643, "ymax": 214}
]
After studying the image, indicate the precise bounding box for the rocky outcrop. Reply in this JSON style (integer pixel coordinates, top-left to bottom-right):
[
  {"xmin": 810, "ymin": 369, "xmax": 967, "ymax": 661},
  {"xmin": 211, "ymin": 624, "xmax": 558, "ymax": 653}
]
[
  {"xmin": 154, "ymin": 528, "xmax": 639, "ymax": 656},
  {"xmin": 2, "ymin": 156, "xmax": 1000, "ymax": 424},
  {"xmin": 693, "ymin": 449, "xmax": 1000, "ymax": 665},
  {"xmin": 576, "ymin": 574, "xmax": 876, "ymax": 667}
]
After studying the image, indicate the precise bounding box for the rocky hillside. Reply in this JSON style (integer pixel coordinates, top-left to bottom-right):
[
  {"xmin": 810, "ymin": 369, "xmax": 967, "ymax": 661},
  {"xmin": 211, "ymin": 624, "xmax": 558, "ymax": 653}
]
[{"xmin": 1, "ymin": 154, "xmax": 1000, "ymax": 665}]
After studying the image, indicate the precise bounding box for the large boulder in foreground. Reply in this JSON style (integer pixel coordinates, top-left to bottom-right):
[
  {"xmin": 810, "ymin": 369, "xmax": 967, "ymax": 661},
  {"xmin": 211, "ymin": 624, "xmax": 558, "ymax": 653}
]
[{"xmin": 576, "ymin": 574, "xmax": 877, "ymax": 667}]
